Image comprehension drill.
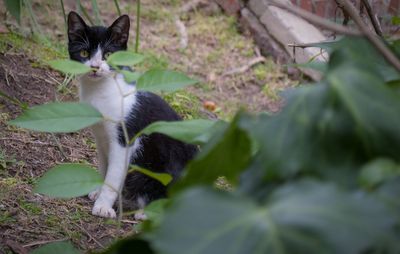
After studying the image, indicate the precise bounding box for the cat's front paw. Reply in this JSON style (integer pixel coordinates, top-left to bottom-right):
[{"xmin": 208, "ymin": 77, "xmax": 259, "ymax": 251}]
[
  {"xmin": 88, "ymin": 188, "xmax": 100, "ymax": 201},
  {"xmin": 92, "ymin": 202, "xmax": 116, "ymax": 218}
]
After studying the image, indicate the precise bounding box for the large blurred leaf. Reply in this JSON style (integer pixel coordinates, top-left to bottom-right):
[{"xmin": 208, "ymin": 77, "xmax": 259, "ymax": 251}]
[
  {"xmin": 172, "ymin": 114, "xmax": 252, "ymax": 191},
  {"xmin": 34, "ymin": 164, "xmax": 103, "ymax": 198},
  {"xmin": 137, "ymin": 119, "xmax": 223, "ymax": 146},
  {"xmin": 241, "ymin": 37, "xmax": 400, "ymax": 196},
  {"xmin": 359, "ymin": 158, "xmax": 400, "ymax": 189},
  {"xmin": 120, "ymin": 70, "xmax": 142, "ymax": 83},
  {"xmin": 137, "ymin": 69, "xmax": 197, "ymax": 93},
  {"xmin": 8, "ymin": 102, "xmax": 103, "ymax": 132},
  {"xmin": 31, "ymin": 242, "xmax": 80, "ymax": 254},
  {"xmin": 107, "ymin": 51, "xmax": 145, "ymax": 66},
  {"xmin": 327, "ymin": 37, "xmax": 400, "ymax": 82},
  {"xmin": 4, "ymin": 0, "xmax": 21, "ymax": 24},
  {"xmin": 48, "ymin": 59, "xmax": 91, "ymax": 75},
  {"xmin": 149, "ymin": 182, "xmax": 395, "ymax": 254},
  {"xmin": 101, "ymin": 238, "xmax": 154, "ymax": 254}
]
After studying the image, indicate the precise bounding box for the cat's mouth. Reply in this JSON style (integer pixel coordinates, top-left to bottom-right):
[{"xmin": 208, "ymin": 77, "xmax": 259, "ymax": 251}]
[{"xmin": 88, "ymin": 71, "xmax": 102, "ymax": 78}]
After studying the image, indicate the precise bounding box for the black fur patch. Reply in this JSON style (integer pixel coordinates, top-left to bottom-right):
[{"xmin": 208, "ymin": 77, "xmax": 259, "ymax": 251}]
[{"xmin": 119, "ymin": 92, "xmax": 198, "ymax": 208}]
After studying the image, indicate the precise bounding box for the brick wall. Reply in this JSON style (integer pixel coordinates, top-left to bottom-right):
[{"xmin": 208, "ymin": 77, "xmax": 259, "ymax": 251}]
[{"xmin": 290, "ymin": 0, "xmax": 400, "ymax": 19}]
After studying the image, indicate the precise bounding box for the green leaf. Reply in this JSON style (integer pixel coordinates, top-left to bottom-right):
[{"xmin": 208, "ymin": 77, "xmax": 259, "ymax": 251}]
[
  {"xmin": 130, "ymin": 165, "xmax": 173, "ymax": 186},
  {"xmin": 107, "ymin": 51, "xmax": 145, "ymax": 66},
  {"xmin": 48, "ymin": 59, "xmax": 91, "ymax": 74},
  {"xmin": 31, "ymin": 242, "xmax": 81, "ymax": 254},
  {"xmin": 120, "ymin": 70, "xmax": 142, "ymax": 83},
  {"xmin": 34, "ymin": 164, "xmax": 103, "ymax": 198},
  {"xmin": 173, "ymin": 114, "xmax": 252, "ymax": 191},
  {"xmin": 392, "ymin": 16, "xmax": 400, "ymax": 26},
  {"xmin": 8, "ymin": 102, "xmax": 103, "ymax": 133},
  {"xmin": 4, "ymin": 0, "xmax": 21, "ymax": 24},
  {"xmin": 144, "ymin": 199, "xmax": 168, "ymax": 228},
  {"xmin": 149, "ymin": 182, "xmax": 396, "ymax": 254},
  {"xmin": 137, "ymin": 69, "xmax": 198, "ymax": 93},
  {"xmin": 290, "ymin": 61, "xmax": 327, "ymax": 73},
  {"xmin": 137, "ymin": 119, "xmax": 222, "ymax": 145},
  {"xmin": 359, "ymin": 158, "xmax": 400, "ymax": 188},
  {"xmin": 31, "ymin": 242, "xmax": 80, "ymax": 254}
]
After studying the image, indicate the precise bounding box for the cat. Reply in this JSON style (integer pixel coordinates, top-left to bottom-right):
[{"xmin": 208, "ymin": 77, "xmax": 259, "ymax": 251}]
[{"xmin": 67, "ymin": 11, "xmax": 198, "ymax": 218}]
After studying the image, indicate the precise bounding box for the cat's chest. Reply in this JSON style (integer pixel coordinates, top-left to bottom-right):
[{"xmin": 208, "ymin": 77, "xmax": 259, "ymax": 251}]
[{"xmin": 78, "ymin": 76, "xmax": 136, "ymax": 121}]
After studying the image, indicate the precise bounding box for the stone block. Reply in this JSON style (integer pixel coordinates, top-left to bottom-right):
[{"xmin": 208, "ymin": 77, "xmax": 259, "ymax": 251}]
[
  {"xmin": 248, "ymin": 0, "xmax": 269, "ymax": 17},
  {"xmin": 259, "ymin": 1, "xmax": 327, "ymax": 80},
  {"xmin": 240, "ymin": 8, "xmax": 289, "ymax": 63}
]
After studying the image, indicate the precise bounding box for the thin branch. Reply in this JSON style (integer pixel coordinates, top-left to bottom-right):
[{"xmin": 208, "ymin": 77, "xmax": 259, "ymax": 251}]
[
  {"xmin": 336, "ymin": 0, "xmax": 400, "ymax": 71},
  {"xmin": 222, "ymin": 56, "xmax": 266, "ymax": 77},
  {"xmin": 360, "ymin": 0, "xmax": 383, "ymax": 37},
  {"xmin": 22, "ymin": 238, "xmax": 69, "ymax": 248},
  {"xmin": 267, "ymin": 0, "xmax": 361, "ymax": 36}
]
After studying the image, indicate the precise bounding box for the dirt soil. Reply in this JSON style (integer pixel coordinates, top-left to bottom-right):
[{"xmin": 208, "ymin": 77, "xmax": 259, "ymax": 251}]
[{"xmin": 0, "ymin": 0, "xmax": 296, "ymax": 253}]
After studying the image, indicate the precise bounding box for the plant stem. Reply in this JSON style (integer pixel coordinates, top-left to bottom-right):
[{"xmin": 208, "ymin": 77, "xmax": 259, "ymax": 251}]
[
  {"xmin": 114, "ymin": 0, "xmax": 121, "ymax": 16},
  {"xmin": 60, "ymin": 0, "xmax": 67, "ymax": 34},
  {"xmin": 78, "ymin": 1, "xmax": 94, "ymax": 26},
  {"xmin": 24, "ymin": 0, "xmax": 42, "ymax": 36},
  {"xmin": 135, "ymin": 0, "xmax": 141, "ymax": 53},
  {"xmin": 91, "ymin": 0, "xmax": 103, "ymax": 26}
]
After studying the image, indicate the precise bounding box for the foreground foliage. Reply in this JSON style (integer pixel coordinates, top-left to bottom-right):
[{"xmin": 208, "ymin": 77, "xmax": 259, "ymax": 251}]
[{"xmin": 9, "ymin": 36, "xmax": 400, "ymax": 253}]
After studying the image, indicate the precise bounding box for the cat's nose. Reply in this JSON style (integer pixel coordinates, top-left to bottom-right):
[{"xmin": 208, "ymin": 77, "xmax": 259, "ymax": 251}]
[{"xmin": 90, "ymin": 65, "xmax": 99, "ymax": 71}]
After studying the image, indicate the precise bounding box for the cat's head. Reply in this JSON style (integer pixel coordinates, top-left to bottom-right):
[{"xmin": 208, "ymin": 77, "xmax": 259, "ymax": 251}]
[{"xmin": 67, "ymin": 11, "xmax": 130, "ymax": 79}]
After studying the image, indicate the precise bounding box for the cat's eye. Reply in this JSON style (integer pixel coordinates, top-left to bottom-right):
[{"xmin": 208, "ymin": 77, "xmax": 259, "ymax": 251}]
[
  {"xmin": 80, "ymin": 50, "xmax": 89, "ymax": 58},
  {"xmin": 104, "ymin": 52, "xmax": 112, "ymax": 59}
]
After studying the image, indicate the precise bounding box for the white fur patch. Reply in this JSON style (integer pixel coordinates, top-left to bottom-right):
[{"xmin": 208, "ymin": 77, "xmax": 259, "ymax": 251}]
[{"xmin": 79, "ymin": 44, "xmax": 142, "ymax": 218}]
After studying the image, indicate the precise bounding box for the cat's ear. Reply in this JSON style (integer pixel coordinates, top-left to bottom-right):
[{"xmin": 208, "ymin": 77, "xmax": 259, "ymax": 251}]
[
  {"xmin": 109, "ymin": 15, "xmax": 130, "ymax": 45},
  {"xmin": 67, "ymin": 11, "xmax": 87, "ymax": 41}
]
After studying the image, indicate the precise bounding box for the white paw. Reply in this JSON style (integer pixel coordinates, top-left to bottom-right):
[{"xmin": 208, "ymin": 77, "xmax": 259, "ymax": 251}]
[
  {"xmin": 88, "ymin": 188, "xmax": 100, "ymax": 201},
  {"xmin": 134, "ymin": 210, "xmax": 148, "ymax": 221},
  {"xmin": 92, "ymin": 202, "xmax": 116, "ymax": 218}
]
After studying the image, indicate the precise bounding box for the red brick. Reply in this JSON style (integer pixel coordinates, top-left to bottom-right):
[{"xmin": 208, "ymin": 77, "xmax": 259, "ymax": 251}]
[
  {"xmin": 314, "ymin": 1, "xmax": 327, "ymax": 17},
  {"xmin": 300, "ymin": 0, "xmax": 313, "ymax": 12},
  {"xmin": 388, "ymin": 0, "xmax": 400, "ymax": 14}
]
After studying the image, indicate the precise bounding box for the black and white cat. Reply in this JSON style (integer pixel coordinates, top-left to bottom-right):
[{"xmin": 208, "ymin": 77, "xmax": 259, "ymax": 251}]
[{"xmin": 67, "ymin": 12, "xmax": 197, "ymax": 218}]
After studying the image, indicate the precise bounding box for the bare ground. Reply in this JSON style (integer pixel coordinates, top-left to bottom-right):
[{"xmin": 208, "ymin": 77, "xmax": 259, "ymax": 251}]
[{"xmin": 0, "ymin": 0, "xmax": 296, "ymax": 252}]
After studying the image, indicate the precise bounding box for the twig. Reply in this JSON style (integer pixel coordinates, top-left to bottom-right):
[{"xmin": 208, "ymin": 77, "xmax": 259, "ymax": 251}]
[
  {"xmin": 336, "ymin": 0, "xmax": 400, "ymax": 71},
  {"xmin": 121, "ymin": 219, "xmax": 139, "ymax": 224},
  {"xmin": 175, "ymin": 17, "xmax": 188, "ymax": 49},
  {"xmin": 51, "ymin": 133, "xmax": 68, "ymax": 160},
  {"xmin": 288, "ymin": 41, "xmax": 333, "ymax": 49},
  {"xmin": 22, "ymin": 238, "xmax": 69, "ymax": 248},
  {"xmin": 267, "ymin": 0, "xmax": 361, "ymax": 36},
  {"xmin": 74, "ymin": 222, "xmax": 104, "ymax": 248},
  {"xmin": 222, "ymin": 56, "xmax": 266, "ymax": 77},
  {"xmin": 360, "ymin": 0, "xmax": 383, "ymax": 37}
]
